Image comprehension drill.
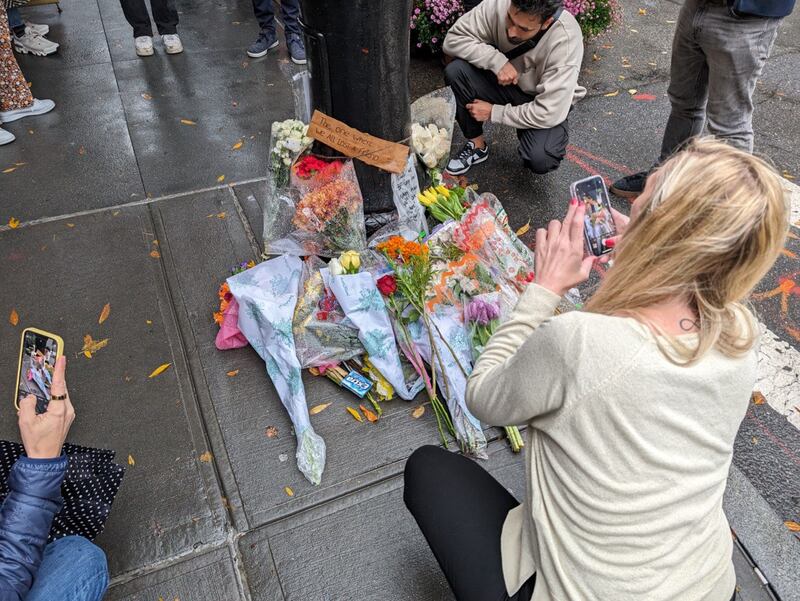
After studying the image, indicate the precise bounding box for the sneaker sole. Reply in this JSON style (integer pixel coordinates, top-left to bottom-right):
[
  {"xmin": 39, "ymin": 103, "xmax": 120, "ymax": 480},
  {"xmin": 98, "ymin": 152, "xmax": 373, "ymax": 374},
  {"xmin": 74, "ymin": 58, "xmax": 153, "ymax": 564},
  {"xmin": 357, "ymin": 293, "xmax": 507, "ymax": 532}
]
[
  {"xmin": 0, "ymin": 135, "xmax": 15, "ymax": 146},
  {"xmin": 445, "ymin": 152, "xmax": 488, "ymax": 176},
  {"xmin": 136, "ymin": 47, "xmax": 155, "ymax": 57},
  {"xmin": 165, "ymin": 46, "xmax": 184, "ymax": 55},
  {"xmin": 608, "ymin": 185, "xmax": 641, "ymax": 199},
  {"xmin": 13, "ymin": 43, "xmax": 58, "ymax": 57},
  {"xmin": 290, "ymin": 56, "xmax": 307, "ymax": 65},
  {"xmin": 0, "ymin": 104, "xmax": 55, "ymax": 123},
  {"xmin": 247, "ymin": 40, "xmax": 279, "ymax": 58}
]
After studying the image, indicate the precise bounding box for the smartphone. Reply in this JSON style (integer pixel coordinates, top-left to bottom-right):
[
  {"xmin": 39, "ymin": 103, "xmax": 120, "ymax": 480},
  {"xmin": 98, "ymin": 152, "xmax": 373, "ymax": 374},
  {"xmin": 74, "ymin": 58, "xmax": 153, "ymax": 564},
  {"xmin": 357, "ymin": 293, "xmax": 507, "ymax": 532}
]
[
  {"xmin": 14, "ymin": 328, "xmax": 64, "ymax": 413},
  {"xmin": 570, "ymin": 175, "xmax": 618, "ymax": 257}
]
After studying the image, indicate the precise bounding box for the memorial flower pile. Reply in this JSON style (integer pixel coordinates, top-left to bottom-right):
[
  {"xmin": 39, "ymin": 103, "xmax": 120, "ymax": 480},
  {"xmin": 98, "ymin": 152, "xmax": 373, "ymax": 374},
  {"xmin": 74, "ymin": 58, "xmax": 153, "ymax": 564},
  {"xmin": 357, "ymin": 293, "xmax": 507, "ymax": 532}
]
[
  {"xmin": 292, "ymin": 177, "xmax": 366, "ymax": 254},
  {"xmin": 412, "ymin": 123, "xmax": 452, "ymax": 169},
  {"xmin": 418, "ymin": 184, "xmax": 467, "ymax": 223},
  {"xmin": 410, "ymin": 0, "xmax": 465, "ymax": 53}
]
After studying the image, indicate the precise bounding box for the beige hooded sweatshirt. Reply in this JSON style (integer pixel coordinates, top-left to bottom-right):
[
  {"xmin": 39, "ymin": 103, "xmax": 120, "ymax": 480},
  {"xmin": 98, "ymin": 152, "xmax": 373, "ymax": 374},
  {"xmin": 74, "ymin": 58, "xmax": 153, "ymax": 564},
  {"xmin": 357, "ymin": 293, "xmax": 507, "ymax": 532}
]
[{"xmin": 443, "ymin": 0, "xmax": 586, "ymax": 130}]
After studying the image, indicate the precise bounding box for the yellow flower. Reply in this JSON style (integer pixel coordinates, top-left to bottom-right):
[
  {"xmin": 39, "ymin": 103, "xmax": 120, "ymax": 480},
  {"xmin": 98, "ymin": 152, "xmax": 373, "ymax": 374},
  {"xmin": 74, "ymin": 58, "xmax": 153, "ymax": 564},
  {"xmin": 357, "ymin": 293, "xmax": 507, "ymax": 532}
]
[
  {"xmin": 363, "ymin": 357, "xmax": 395, "ymax": 401},
  {"xmin": 339, "ymin": 250, "xmax": 361, "ymax": 274},
  {"xmin": 417, "ymin": 192, "xmax": 434, "ymax": 207},
  {"xmin": 435, "ymin": 185, "xmax": 450, "ymax": 196}
]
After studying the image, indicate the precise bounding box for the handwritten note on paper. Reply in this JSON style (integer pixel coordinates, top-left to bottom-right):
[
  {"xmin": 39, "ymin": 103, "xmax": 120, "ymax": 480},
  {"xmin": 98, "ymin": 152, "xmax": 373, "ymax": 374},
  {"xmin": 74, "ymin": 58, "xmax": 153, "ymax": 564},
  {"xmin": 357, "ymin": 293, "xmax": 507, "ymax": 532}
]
[
  {"xmin": 307, "ymin": 110, "xmax": 408, "ymax": 174},
  {"xmin": 391, "ymin": 154, "xmax": 428, "ymax": 235}
]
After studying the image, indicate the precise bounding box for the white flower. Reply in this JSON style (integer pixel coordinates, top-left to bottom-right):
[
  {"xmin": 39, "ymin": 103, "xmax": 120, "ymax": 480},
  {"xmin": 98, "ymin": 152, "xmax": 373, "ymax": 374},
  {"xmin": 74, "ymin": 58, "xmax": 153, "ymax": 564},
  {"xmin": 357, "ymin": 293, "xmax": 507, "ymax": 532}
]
[
  {"xmin": 283, "ymin": 157, "xmax": 292, "ymax": 166},
  {"xmin": 421, "ymin": 151, "xmax": 438, "ymax": 169},
  {"xmin": 328, "ymin": 257, "xmax": 344, "ymax": 276}
]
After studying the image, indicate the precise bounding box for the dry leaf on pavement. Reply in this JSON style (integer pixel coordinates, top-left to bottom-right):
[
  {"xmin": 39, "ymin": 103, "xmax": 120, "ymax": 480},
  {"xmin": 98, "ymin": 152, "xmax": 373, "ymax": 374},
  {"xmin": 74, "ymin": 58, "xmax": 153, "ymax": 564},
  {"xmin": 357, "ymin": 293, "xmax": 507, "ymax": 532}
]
[
  {"xmin": 180, "ymin": 119, "xmax": 197, "ymax": 126},
  {"xmin": 784, "ymin": 521, "xmax": 800, "ymax": 532},
  {"xmin": 232, "ymin": 140, "xmax": 244, "ymax": 150},
  {"xmin": 360, "ymin": 404, "xmax": 378, "ymax": 423},
  {"xmin": 604, "ymin": 90, "xmax": 619, "ymax": 97},
  {"xmin": 82, "ymin": 334, "xmax": 109, "ymax": 358},
  {"xmin": 98, "ymin": 303, "xmax": 111, "ymax": 324},
  {"xmin": 199, "ymin": 451, "xmax": 213, "ymax": 463},
  {"xmin": 226, "ymin": 369, "xmax": 239, "ymax": 377},
  {"xmin": 515, "ymin": 221, "xmax": 530, "ymax": 237},
  {"xmin": 752, "ymin": 391, "xmax": 766, "ymax": 405},
  {"xmin": 7, "ymin": 217, "xmax": 20, "ymax": 228},
  {"xmin": 127, "ymin": 454, "xmax": 135, "ymax": 467},
  {"xmin": 9, "ymin": 309, "xmax": 19, "ymax": 326},
  {"xmin": 217, "ymin": 175, "xmax": 225, "ymax": 183},
  {"xmin": 148, "ymin": 363, "xmax": 172, "ymax": 378},
  {"xmin": 309, "ymin": 402, "xmax": 332, "ymax": 415},
  {"xmin": 346, "ymin": 406, "xmax": 363, "ymax": 422},
  {"xmin": 284, "ymin": 486, "xmax": 294, "ymax": 497},
  {"xmin": 412, "ymin": 405, "xmax": 425, "ymax": 418},
  {"xmin": 265, "ymin": 426, "xmax": 278, "ymax": 438}
]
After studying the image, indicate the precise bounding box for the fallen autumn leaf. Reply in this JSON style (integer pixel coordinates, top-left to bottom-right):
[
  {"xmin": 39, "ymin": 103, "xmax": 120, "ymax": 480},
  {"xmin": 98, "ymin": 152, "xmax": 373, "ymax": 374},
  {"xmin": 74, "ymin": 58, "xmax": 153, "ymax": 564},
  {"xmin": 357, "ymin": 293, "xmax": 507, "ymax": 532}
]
[
  {"xmin": 7, "ymin": 217, "xmax": 20, "ymax": 228},
  {"xmin": 9, "ymin": 309, "xmax": 19, "ymax": 326},
  {"xmin": 604, "ymin": 90, "xmax": 620, "ymax": 97},
  {"xmin": 199, "ymin": 451, "xmax": 213, "ymax": 463},
  {"xmin": 148, "ymin": 363, "xmax": 172, "ymax": 378},
  {"xmin": 309, "ymin": 402, "xmax": 332, "ymax": 415},
  {"xmin": 232, "ymin": 140, "xmax": 244, "ymax": 150},
  {"xmin": 98, "ymin": 303, "xmax": 111, "ymax": 325},
  {"xmin": 217, "ymin": 175, "xmax": 226, "ymax": 183},
  {"xmin": 128, "ymin": 454, "xmax": 135, "ymax": 467},
  {"xmin": 284, "ymin": 486, "xmax": 294, "ymax": 497},
  {"xmin": 515, "ymin": 221, "xmax": 530, "ymax": 237},
  {"xmin": 226, "ymin": 369, "xmax": 239, "ymax": 377},
  {"xmin": 412, "ymin": 405, "xmax": 425, "ymax": 419},
  {"xmin": 81, "ymin": 334, "xmax": 109, "ymax": 358},
  {"xmin": 360, "ymin": 404, "xmax": 378, "ymax": 423},
  {"xmin": 180, "ymin": 119, "xmax": 197, "ymax": 126},
  {"xmin": 752, "ymin": 391, "xmax": 766, "ymax": 405},
  {"xmin": 785, "ymin": 521, "xmax": 800, "ymax": 532},
  {"xmin": 346, "ymin": 406, "xmax": 363, "ymax": 422},
  {"xmin": 265, "ymin": 426, "xmax": 278, "ymax": 438}
]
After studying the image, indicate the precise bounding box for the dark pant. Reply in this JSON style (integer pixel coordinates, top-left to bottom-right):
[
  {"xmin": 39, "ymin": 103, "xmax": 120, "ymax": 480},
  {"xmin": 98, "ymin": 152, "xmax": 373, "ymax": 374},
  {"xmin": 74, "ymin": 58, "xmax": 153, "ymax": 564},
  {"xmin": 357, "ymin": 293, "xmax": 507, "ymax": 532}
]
[
  {"xmin": 445, "ymin": 59, "xmax": 569, "ymax": 175},
  {"xmin": 252, "ymin": 0, "xmax": 301, "ymax": 37},
  {"xmin": 120, "ymin": 0, "xmax": 178, "ymax": 38},
  {"xmin": 404, "ymin": 445, "xmax": 536, "ymax": 601}
]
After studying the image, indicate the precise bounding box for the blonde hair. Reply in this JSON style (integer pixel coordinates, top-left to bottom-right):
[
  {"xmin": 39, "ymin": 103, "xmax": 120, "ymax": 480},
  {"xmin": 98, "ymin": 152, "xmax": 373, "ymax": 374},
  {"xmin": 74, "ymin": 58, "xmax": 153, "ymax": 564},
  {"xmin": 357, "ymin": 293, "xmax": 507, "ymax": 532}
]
[{"xmin": 586, "ymin": 138, "xmax": 790, "ymax": 364}]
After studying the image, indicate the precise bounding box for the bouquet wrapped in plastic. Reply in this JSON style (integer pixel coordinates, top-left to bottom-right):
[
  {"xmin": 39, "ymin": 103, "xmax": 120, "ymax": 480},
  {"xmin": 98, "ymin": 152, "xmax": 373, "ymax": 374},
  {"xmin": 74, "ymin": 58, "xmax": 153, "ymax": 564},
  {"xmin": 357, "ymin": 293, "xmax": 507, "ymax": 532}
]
[
  {"xmin": 227, "ymin": 255, "xmax": 326, "ymax": 485},
  {"xmin": 408, "ymin": 306, "xmax": 487, "ymax": 459},
  {"xmin": 410, "ymin": 88, "xmax": 457, "ymax": 170},
  {"xmin": 293, "ymin": 256, "xmax": 362, "ymax": 368},
  {"xmin": 264, "ymin": 155, "xmax": 368, "ymax": 257},
  {"xmin": 326, "ymin": 260, "xmax": 423, "ymax": 401}
]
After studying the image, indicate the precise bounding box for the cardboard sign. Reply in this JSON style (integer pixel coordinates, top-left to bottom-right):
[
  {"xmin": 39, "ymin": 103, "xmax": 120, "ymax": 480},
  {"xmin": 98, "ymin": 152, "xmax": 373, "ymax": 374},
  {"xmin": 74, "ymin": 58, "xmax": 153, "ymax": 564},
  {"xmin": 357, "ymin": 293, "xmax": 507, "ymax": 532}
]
[
  {"xmin": 391, "ymin": 154, "xmax": 428, "ymax": 235},
  {"xmin": 307, "ymin": 110, "xmax": 408, "ymax": 174}
]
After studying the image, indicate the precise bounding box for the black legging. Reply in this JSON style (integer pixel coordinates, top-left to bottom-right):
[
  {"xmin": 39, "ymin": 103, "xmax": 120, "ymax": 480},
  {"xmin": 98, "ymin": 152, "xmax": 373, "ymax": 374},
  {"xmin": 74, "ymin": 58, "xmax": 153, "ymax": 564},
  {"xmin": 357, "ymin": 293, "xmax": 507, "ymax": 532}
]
[
  {"xmin": 404, "ymin": 445, "xmax": 737, "ymax": 601},
  {"xmin": 403, "ymin": 445, "xmax": 536, "ymax": 601}
]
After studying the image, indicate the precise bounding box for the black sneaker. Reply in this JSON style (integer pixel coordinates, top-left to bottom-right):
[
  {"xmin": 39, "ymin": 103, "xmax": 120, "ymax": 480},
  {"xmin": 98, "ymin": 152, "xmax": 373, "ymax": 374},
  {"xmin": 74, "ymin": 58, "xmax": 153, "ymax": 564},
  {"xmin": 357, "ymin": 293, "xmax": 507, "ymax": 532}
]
[
  {"xmin": 247, "ymin": 30, "xmax": 278, "ymax": 58},
  {"xmin": 610, "ymin": 171, "xmax": 648, "ymax": 199},
  {"xmin": 445, "ymin": 141, "xmax": 489, "ymax": 176}
]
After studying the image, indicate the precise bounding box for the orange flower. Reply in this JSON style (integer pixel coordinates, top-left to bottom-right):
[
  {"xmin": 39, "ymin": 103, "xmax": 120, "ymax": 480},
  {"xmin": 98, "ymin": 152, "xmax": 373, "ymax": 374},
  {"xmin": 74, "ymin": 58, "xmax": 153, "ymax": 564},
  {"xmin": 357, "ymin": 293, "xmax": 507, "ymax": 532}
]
[{"xmin": 376, "ymin": 236, "xmax": 430, "ymax": 263}]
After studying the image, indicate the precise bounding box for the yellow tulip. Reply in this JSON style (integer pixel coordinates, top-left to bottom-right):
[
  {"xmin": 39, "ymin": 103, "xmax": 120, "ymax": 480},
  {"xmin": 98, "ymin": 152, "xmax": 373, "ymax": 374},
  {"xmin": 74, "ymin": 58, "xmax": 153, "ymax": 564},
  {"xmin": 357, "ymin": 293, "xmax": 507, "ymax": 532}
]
[
  {"xmin": 424, "ymin": 189, "xmax": 439, "ymax": 203},
  {"xmin": 436, "ymin": 185, "xmax": 450, "ymax": 196},
  {"xmin": 339, "ymin": 250, "xmax": 361, "ymax": 273},
  {"xmin": 417, "ymin": 192, "xmax": 433, "ymax": 207}
]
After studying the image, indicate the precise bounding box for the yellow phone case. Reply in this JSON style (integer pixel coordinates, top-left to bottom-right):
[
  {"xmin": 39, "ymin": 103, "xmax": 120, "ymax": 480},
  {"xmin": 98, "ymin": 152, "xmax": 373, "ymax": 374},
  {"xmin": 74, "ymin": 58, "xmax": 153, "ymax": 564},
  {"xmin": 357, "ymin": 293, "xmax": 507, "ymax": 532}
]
[{"xmin": 14, "ymin": 327, "xmax": 65, "ymax": 411}]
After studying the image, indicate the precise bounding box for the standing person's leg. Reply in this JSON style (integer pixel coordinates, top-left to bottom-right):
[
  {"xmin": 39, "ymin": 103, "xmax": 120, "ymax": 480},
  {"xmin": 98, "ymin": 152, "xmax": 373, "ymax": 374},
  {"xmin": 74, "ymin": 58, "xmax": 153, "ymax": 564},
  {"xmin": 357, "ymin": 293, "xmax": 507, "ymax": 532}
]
[
  {"xmin": 119, "ymin": 0, "xmax": 154, "ymax": 38},
  {"xmin": 25, "ymin": 536, "xmax": 109, "ymax": 601},
  {"xmin": 281, "ymin": 0, "xmax": 306, "ymax": 64},
  {"xmin": 517, "ymin": 118, "xmax": 569, "ymax": 175},
  {"xmin": 0, "ymin": 6, "xmax": 33, "ymax": 112},
  {"xmin": 659, "ymin": 0, "xmax": 709, "ymax": 161},
  {"xmin": 150, "ymin": 0, "xmax": 179, "ymax": 36},
  {"xmin": 404, "ymin": 445, "xmax": 536, "ymax": 601},
  {"xmin": 252, "ymin": 0, "xmax": 277, "ymax": 34},
  {"xmin": 7, "ymin": 8, "xmax": 24, "ymax": 35},
  {"xmin": 699, "ymin": 6, "xmax": 781, "ymax": 152}
]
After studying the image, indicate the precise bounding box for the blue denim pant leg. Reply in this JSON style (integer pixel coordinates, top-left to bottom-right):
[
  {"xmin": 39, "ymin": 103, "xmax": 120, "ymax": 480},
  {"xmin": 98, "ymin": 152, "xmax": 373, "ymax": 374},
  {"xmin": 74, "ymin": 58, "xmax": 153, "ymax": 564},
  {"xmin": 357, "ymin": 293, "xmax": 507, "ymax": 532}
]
[
  {"xmin": 7, "ymin": 7, "xmax": 23, "ymax": 31},
  {"xmin": 25, "ymin": 537, "xmax": 109, "ymax": 601}
]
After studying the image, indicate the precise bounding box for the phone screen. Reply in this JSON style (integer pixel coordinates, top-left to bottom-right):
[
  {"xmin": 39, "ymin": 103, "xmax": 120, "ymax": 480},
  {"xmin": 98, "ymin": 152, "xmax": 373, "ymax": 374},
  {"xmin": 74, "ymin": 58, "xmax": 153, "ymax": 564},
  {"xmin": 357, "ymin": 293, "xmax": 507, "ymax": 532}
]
[
  {"xmin": 18, "ymin": 331, "xmax": 59, "ymax": 413},
  {"xmin": 574, "ymin": 177, "xmax": 617, "ymax": 256}
]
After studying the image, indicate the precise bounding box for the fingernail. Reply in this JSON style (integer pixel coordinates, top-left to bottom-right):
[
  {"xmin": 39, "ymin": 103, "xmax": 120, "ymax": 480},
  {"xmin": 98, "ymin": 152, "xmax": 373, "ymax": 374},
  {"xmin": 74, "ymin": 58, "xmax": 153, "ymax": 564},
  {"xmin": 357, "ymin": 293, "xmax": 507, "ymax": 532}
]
[
  {"xmin": 570, "ymin": 198, "xmax": 578, "ymax": 206},
  {"xmin": 605, "ymin": 238, "xmax": 616, "ymax": 248}
]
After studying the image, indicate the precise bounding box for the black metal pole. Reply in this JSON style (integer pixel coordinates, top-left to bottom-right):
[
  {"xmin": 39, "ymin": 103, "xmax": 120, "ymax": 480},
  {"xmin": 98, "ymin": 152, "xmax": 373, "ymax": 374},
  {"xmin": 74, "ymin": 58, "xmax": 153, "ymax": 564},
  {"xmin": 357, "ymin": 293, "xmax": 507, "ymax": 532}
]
[{"xmin": 299, "ymin": 0, "xmax": 413, "ymax": 213}]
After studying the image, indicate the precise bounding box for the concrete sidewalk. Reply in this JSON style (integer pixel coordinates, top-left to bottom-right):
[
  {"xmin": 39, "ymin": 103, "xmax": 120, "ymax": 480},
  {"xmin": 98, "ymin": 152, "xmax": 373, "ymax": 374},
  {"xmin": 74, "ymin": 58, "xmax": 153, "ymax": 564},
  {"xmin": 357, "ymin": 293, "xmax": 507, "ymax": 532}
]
[{"xmin": 0, "ymin": 0, "xmax": 797, "ymax": 599}]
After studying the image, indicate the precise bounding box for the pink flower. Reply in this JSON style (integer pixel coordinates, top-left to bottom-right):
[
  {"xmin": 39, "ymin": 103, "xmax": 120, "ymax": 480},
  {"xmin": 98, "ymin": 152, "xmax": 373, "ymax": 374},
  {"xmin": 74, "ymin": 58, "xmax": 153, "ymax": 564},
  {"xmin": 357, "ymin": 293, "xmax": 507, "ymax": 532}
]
[{"xmin": 466, "ymin": 298, "xmax": 501, "ymax": 326}]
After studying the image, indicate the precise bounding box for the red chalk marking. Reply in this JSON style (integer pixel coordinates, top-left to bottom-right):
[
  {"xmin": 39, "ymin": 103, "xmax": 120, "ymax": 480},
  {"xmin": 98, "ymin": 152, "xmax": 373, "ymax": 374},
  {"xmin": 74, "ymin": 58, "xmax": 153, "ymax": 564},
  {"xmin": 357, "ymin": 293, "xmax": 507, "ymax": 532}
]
[
  {"xmin": 747, "ymin": 407, "xmax": 800, "ymax": 468},
  {"xmin": 567, "ymin": 145, "xmax": 635, "ymax": 176},
  {"xmin": 632, "ymin": 93, "xmax": 657, "ymax": 102}
]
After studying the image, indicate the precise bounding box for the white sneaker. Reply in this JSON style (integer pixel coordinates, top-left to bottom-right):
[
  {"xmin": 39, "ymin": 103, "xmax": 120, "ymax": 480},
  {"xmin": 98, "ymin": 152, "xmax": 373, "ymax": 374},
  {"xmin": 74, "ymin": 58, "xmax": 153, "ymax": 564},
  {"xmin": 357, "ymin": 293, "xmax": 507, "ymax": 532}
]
[
  {"xmin": 0, "ymin": 128, "xmax": 15, "ymax": 146},
  {"xmin": 0, "ymin": 98, "xmax": 56, "ymax": 123},
  {"xmin": 162, "ymin": 34, "xmax": 183, "ymax": 55},
  {"xmin": 13, "ymin": 31, "xmax": 59, "ymax": 56},
  {"xmin": 25, "ymin": 21, "xmax": 50, "ymax": 36},
  {"xmin": 135, "ymin": 36, "xmax": 154, "ymax": 57}
]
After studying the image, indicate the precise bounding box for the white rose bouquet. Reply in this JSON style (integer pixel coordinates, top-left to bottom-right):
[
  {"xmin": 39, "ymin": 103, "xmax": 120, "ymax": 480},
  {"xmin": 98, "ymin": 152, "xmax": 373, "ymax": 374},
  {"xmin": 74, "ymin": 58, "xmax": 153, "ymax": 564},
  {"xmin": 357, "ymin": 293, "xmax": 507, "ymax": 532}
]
[
  {"xmin": 269, "ymin": 119, "xmax": 312, "ymax": 189},
  {"xmin": 411, "ymin": 123, "xmax": 452, "ymax": 170}
]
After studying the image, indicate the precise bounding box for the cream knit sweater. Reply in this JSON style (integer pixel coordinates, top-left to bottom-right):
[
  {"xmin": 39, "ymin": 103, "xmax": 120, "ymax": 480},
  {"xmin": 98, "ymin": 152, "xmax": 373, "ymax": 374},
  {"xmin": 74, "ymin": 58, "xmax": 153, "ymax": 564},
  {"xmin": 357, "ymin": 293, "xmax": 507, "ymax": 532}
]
[
  {"xmin": 466, "ymin": 284, "xmax": 753, "ymax": 601},
  {"xmin": 443, "ymin": 0, "xmax": 586, "ymax": 130}
]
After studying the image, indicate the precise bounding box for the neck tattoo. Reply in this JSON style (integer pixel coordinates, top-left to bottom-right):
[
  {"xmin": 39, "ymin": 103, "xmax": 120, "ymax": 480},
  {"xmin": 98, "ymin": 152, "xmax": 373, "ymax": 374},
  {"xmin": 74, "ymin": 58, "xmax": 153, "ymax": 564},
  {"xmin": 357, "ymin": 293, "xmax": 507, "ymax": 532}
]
[{"xmin": 679, "ymin": 318, "xmax": 700, "ymax": 332}]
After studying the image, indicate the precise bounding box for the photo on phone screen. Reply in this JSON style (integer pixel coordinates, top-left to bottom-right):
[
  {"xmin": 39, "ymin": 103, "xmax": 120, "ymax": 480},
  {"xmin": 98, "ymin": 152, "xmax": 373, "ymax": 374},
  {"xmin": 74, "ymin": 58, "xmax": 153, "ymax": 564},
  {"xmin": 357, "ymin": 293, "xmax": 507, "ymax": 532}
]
[
  {"xmin": 572, "ymin": 176, "xmax": 617, "ymax": 256},
  {"xmin": 17, "ymin": 330, "xmax": 59, "ymax": 413}
]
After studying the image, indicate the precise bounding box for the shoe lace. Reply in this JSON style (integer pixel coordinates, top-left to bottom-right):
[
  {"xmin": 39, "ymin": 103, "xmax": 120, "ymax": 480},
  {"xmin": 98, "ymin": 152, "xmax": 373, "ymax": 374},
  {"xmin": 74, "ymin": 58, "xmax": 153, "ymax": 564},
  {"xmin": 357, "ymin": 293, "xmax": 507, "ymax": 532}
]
[{"xmin": 455, "ymin": 143, "xmax": 476, "ymax": 162}]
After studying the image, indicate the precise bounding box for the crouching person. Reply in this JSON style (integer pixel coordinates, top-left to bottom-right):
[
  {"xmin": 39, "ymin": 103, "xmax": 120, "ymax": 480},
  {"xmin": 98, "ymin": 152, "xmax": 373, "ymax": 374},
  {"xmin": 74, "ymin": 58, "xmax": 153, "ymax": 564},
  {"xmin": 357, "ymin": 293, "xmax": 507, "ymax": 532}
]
[{"xmin": 443, "ymin": 0, "xmax": 585, "ymax": 176}]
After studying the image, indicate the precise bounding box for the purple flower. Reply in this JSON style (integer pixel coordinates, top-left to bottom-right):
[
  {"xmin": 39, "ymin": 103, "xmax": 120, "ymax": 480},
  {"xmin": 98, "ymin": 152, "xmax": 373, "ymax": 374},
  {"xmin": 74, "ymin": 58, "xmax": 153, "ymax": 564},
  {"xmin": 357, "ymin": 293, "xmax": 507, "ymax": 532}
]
[{"xmin": 466, "ymin": 298, "xmax": 501, "ymax": 326}]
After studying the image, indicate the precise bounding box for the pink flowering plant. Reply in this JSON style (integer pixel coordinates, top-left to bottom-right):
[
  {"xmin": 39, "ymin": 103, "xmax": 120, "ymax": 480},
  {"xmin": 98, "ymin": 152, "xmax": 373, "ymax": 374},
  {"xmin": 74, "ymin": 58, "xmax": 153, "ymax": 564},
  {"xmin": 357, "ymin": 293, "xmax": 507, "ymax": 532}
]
[
  {"xmin": 563, "ymin": 0, "xmax": 622, "ymax": 37},
  {"xmin": 410, "ymin": 0, "xmax": 464, "ymax": 53}
]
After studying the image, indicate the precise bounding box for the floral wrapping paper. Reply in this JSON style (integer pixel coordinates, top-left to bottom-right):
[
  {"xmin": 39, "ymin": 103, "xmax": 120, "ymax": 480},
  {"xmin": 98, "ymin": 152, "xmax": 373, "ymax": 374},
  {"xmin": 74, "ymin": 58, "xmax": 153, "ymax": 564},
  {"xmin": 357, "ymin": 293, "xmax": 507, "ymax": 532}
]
[
  {"xmin": 327, "ymin": 271, "xmax": 424, "ymax": 401},
  {"xmin": 227, "ymin": 255, "xmax": 326, "ymax": 485},
  {"xmin": 407, "ymin": 306, "xmax": 487, "ymax": 459}
]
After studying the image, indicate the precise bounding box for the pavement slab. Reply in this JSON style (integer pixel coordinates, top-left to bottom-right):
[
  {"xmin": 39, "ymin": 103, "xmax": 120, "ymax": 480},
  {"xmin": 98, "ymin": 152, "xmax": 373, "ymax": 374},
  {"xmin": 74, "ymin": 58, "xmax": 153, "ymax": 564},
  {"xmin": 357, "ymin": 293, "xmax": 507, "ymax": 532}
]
[
  {"xmin": 106, "ymin": 545, "xmax": 243, "ymax": 601},
  {"xmin": 0, "ymin": 207, "xmax": 227, "ymax": 577}
]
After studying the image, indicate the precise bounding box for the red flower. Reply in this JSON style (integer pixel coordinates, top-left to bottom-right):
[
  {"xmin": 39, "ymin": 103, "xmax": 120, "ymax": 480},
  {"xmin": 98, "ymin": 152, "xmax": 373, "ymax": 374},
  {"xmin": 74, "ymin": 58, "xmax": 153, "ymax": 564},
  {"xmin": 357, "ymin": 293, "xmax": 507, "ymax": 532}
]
[
  {"xmin": 377, "ymin": 274, "xmax": 397, "ymax": 296},
  {"xmin": 316, "ymin": 310, "xmax": 329, "ymax": 321}
]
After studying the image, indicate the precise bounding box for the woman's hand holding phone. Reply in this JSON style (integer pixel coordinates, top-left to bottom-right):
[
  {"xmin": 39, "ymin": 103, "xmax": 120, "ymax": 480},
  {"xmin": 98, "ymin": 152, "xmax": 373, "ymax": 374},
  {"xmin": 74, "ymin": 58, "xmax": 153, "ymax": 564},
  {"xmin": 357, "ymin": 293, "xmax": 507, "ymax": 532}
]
[
  {"xmin": 18, "ymin": 356, "xmax": 75, "ymax": 459},
  {"xmin": 599, "ymin": 207, "xmax": 631, "ymax": 262},
  {"xmin": 535, "ymin": 200, "xmax": 597, "ymax": 297}
]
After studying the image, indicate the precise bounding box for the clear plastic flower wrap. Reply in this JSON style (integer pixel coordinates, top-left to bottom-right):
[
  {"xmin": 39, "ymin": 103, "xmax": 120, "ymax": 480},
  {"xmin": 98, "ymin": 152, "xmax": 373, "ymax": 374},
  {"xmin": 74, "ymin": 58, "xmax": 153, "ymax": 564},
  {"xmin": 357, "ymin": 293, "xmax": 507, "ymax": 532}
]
[
  {"xmin": 293, "ymin": 256, "xmax": 363, "ymax": 368},
  {"xmin": 264, "ymin": 155, "xmax": 368, "ymax": 257},
  {"xmin": 410, "ymin": 87, "xmax": 457, "ymax": 170},
  {"xmin": 227, "ymin": 255, "xmax": 326, "ymax": 485}
]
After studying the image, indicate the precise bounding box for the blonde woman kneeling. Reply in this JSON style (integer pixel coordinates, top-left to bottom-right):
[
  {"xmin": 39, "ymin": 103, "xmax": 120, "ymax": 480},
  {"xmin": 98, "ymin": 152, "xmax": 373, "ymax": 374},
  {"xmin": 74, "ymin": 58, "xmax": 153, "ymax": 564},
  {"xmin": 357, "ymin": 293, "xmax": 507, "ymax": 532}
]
[{"xmin": 404, "ymin": 139, "xmax": 790, "ymax": 601}]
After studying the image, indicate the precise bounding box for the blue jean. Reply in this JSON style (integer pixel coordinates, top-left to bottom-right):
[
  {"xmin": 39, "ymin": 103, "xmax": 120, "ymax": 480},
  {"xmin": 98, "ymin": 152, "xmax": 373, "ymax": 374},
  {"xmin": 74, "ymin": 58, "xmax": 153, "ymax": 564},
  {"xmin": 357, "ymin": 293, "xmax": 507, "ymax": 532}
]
[
  {"xmin": 25, "ymin": 537, "xmax": 109, "ymax": 601},
  {"xmin": 6, "ymin": 7, "xmax": 23, "ymax": 32},
  {"xmin": 252, "ymin": 0, "xmax": 301, "ymax": 37}
]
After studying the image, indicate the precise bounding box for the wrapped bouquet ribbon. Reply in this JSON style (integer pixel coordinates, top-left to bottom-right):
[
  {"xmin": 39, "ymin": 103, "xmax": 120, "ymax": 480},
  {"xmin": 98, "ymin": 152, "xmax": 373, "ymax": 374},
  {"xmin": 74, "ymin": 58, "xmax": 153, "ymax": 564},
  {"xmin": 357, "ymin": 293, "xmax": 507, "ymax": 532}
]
[{"xmin": 228, "ymin": 255, "xmax": 326, "ymax": 485}]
